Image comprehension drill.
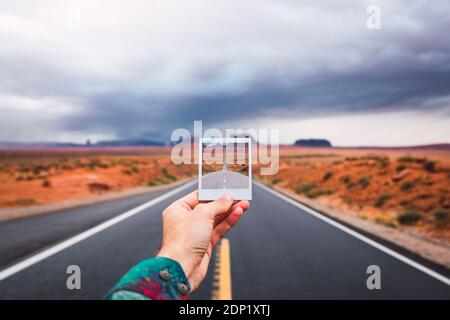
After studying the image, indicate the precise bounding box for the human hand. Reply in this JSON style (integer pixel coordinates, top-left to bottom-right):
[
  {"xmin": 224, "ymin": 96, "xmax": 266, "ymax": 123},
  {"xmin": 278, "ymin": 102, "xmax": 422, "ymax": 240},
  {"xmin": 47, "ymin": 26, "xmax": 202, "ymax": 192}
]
[{"xmin": 157, "ymin": 191, "xmax": 250, "ymax": 291}]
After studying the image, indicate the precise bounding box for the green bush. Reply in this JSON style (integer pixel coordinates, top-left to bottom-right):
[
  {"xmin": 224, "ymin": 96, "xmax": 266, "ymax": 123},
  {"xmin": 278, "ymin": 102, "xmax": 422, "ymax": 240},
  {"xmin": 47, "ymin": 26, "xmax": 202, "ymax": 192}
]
[
  {"xmin": 374, "ymin": 194, "xmax": 391, "ymax": 208},
  {"xmin": 88, "ymin": 159, "xmax": 98, "ymax": 170},
  {"xmin": 396, "ymin": 164, "xmax": 406, "ymax": 172},
  {"xmin": 361, "ymin": 155, "xmax": 390, "ymax": 168},
  {"xmin": 131, "ymin": 165, "xmax": 140, "ymax": 173},
  {"xmin": 397, "ymin": 209, "xmax": 422, "ymax": 225},
  {"xmin": 122, "ymin": 169, "xmax": 132, "ymax": 175},
  {"xmin": 148, "ymin": 177, "xmax": 170, "ymax": 186},
  {"xmin": 398, "ymin": 156, "xmax": 426, "ymax": 163},
  {"xmin": 400, "ymin": 181, "xmax": 414, "ymax": 191},
  {"xmin": 271, "ymin": 178, "xmax": 281, "ymax": 185},
  {"xmin": 322, "ymin": 171, "xmax": 333, "ymax": 181},
  {"xmin": 422, "ymin": 160, "xmax": 435, "ymax": 172},
  {"xmin": 340, "ymin": 175, "xmax": 351, "ymax": 184},
  {"xmin": 296, "ymin": 182, "xmax": 316, "ymax": 194},
  {"xmin": 15, "ymin": 173, "xmax": 26, "ymax": 181},
  {"xmin": 306, "ymin": 188, "xmax": 333, "ymax": 198},
  {"xmin": 375, "ymin": 217, "xmax": 396, "ymax": 228},
  {"xmin": 358, "ymin": 176, "xmax": 371, "ymax": 188},
  {"xmin": 433, "ymin": 208, "xmax": 448, "ymax": 228}
]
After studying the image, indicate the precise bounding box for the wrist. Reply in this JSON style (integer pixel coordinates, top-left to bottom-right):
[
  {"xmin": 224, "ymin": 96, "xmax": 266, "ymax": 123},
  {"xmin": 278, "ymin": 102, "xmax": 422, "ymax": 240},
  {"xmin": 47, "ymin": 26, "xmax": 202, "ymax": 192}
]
[{"xmin": 157, "ymin": 247, "xmax": 195, "ymax": 277}]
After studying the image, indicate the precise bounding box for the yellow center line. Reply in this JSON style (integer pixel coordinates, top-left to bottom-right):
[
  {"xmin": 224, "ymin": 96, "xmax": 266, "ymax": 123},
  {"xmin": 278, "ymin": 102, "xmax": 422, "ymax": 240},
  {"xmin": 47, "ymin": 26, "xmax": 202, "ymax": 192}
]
[{"xmin": 212, "ymin": 238, "xmax": 232, "ymax": 300}]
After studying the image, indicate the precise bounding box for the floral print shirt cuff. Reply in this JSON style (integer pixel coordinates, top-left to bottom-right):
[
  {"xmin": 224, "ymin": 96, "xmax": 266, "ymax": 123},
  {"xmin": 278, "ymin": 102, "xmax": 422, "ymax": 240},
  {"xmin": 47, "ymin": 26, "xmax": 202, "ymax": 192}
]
[{"xmin": 106, "ymin": 257, "xmax": 191, "ymax": 300}]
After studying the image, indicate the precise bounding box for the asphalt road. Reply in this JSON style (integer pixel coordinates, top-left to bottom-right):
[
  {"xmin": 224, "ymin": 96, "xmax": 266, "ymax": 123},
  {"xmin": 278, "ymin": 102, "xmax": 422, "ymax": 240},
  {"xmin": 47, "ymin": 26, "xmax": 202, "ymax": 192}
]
[
  {"xmin": 0, "ymin": 181, "xmax": 449, "ymax": 299},
  {"xmin": 202, "ymin": 170, "xmax": 249, "ymax": 189}
]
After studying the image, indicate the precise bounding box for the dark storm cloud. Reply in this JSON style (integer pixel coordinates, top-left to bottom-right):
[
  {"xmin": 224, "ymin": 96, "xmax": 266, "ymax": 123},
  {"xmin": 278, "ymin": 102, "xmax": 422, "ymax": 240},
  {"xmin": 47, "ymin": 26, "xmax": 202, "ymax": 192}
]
[
  {"xmin": 0, "ymin": 0, "xmax": 449, "ymax": 142},
  {"xmin": 66, "ymin": 63, "xmax": 450, "ymax": 139}
]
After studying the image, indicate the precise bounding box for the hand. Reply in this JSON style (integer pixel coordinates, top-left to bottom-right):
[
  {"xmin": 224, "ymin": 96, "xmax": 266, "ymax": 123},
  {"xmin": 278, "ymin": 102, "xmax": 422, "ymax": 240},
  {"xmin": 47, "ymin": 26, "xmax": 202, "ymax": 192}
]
[{"xmin": 157, "ymin": 191, "xmax": 250, "ymax": 291}]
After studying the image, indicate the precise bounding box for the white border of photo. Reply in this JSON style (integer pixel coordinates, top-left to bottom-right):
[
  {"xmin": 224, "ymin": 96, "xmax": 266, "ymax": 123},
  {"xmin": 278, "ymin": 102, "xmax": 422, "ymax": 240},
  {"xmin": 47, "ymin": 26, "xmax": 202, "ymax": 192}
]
[{"xmin": 198, "ymin": 137, "xmax": 252, "ymax": 201}]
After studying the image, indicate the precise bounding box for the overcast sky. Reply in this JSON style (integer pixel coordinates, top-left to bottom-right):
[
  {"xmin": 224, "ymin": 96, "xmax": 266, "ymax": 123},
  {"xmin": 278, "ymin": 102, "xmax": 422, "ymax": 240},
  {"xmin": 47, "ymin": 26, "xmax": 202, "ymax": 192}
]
[{"xmin": 0, "ymin": 0, "xmax": 449, "ymax": 146}]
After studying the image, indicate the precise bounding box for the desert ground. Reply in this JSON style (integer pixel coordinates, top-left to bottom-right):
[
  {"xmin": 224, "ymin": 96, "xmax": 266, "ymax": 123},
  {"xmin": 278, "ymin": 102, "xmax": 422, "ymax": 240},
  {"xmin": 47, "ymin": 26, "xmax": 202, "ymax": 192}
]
[{"xmin": 256, "ymin": 146, "xmax": 450, "ymax": 246}]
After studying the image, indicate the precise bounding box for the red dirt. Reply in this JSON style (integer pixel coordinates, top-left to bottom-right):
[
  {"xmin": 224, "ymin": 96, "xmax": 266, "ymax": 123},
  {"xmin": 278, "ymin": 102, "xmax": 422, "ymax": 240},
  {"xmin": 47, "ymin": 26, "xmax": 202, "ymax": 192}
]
[
  {"xmin": 256, "ymin": 146, "xmax": 450, "ymax": 245},
  {"xmin": 0, "ymin": 148, "xmax": 195, "ymax": 208}
]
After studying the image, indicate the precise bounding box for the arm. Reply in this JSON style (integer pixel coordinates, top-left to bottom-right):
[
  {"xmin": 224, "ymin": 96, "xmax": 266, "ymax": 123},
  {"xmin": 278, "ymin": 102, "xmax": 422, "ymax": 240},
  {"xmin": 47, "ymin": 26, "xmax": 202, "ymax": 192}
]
[
  {"xmin": 107, "ymin": 257, "xmax": 190, "ymax": 300},
  {"xmin": 107, "ymin": 191, "xmax": 250, "ymax": 300}
]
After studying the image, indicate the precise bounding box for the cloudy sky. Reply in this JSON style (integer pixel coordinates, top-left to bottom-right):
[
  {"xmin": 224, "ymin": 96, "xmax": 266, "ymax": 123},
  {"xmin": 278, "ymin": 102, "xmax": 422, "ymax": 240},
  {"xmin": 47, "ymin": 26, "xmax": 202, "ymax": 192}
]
[{"xmin": 0, "ymin": 0, "xmax": 449, "ymax": 146}]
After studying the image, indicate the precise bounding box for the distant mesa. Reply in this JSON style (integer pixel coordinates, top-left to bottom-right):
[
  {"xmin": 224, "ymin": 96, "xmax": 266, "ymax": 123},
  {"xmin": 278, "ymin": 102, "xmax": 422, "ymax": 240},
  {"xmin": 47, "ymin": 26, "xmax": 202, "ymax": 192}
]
[
  {"xmin": 294, "ymin": 139, "xmax": 332, "ymax": 148},
  {"xmin": 95, "ymin": 139, "xmax": 164, "ymax": 147},
  {"xmin": 0, "ymin": 138, "xmax": 165, "ymax": 148}
]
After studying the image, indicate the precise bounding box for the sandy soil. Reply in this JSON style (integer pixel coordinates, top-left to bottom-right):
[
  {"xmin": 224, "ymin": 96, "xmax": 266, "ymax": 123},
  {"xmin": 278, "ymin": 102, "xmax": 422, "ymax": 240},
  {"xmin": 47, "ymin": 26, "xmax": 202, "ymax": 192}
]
[
  {"xmin": 254, "ymin": 147, "xmax": 450, "ymax": 245},
  {"xmin": 0, "ymin": 148, "xmax": 196, "ymax": 210},
  {"xmin": 0, "ymin": 178, "xmax": 192, "ymax": 223}
]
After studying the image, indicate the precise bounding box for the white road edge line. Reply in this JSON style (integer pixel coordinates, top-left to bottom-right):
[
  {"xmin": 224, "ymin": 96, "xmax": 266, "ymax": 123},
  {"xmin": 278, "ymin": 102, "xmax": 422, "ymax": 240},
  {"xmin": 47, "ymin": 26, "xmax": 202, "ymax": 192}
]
[
  {"xmin": 255, "ymin": 181, "xmax": 450, "ymax": 286},
  {"xmin": 0, "ymin": 180, "xmax": 196, "ymax": 282}
]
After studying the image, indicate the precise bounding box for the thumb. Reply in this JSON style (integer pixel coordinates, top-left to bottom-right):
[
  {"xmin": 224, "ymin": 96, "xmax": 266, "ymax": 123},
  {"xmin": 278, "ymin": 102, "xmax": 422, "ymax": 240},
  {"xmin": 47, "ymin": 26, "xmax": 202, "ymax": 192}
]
[{"xmin": 198, "ymin": 194, "xmax": 233, "ymax": 220}]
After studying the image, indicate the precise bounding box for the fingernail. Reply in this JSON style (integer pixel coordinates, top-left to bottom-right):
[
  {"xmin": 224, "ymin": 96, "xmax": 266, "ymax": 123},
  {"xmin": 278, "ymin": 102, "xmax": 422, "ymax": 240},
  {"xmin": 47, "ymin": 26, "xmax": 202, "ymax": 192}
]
[{"xmin": 220, "ymin": 193, "xmax": 233, "ymax": 201}]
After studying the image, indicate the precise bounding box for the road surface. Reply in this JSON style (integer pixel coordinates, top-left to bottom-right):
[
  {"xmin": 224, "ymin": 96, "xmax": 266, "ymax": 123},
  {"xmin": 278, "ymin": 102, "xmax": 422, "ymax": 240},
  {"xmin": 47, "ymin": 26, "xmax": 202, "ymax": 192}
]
[
  {"xmin": 202, "ymin": 170, "xmax": 249, "ymax": 189},
  {"xmin": 0, "ymin": 181, "xmax": 449, "ymax": 299}
]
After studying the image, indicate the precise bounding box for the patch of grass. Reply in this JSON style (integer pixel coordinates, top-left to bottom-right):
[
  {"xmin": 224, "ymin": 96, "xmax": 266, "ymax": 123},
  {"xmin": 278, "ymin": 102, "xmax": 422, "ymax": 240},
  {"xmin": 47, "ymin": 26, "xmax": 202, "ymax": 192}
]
[
  {"xmin": 161, "ymin": 167, "xmax": 170, "ymax": 176},
  {"xmin": 282, "ymin": 154, "xmax": 337, "ymax": 159},
  {"xmin": 374, "ymin": 194, "xmax": 391, "ymax": 208},
  {"xmin": 422, "ymin": 160, "xmax": 435, "ymax": 172},
  {"xmin": 296, "ymin": 182, "xmax": 316, "ymax": 194},
  {"xmin": 122, "ymin": 169, "xmax": 133, "ymax": 175},
  {"xmin": 88, "ymin": 159, "xmax": 99, "ymax": 170},
  {"xmin": 400, "ymin": 181, "xmax": 414, "ymax": 191},
  {"xmin": 358, "ymin": 176, "xmax": 371, "ymax": 188},
  {"xmin": 148, "ymin": 177, "xmax": 170, "ymax": 186},
  {"xmin": 397, "ymin": 209, "xmax": 422, "ymax": 225},
  {"xmin": 398, "ymin": 156, "xmax": 426, "ymax": 163},
  {"xmin": 375, "ymin": 217, "xmax": 396, "ymax": 228},
  {"xmin": 15, "ymin": 173, "xmax": 27, "ymax": 181},
  {"xmin": 130, "ymin": 165, "xmax": 140, "ymax": 173},
  {"xmin": 98, "ymin": 160, "xmax": 112, "ymax": 169},
  {"xmin": 433, "ymin": 208, "xmax": 448, "ymax": 228},
  {"xmin": 362, "ymin": 155, "xmax": 390, "ymax": 168},
  {"xmin": 161, "ymin": 167, "xmax": 177, "ymax": 181},
  {"xmin": 306, "ymin": 188, "xmax": 333, "ymax": 198},
  {"xmin": 270, "ymin": 178, "xmax": 281, "ymax": 185},
  {"xmin": 3, "ymin": 198, "xmax": 37, "ymax": 206},
  {"xmin": 322, "ymin": 171, "xmax": 333, "ymax": 181},
  {"xmin": 340, "ymin": 175, "xmax": 351, "ymax": 184},
  {"xmin": 42, "ymin": 179, "xmax": 51, "ymax": 188}
]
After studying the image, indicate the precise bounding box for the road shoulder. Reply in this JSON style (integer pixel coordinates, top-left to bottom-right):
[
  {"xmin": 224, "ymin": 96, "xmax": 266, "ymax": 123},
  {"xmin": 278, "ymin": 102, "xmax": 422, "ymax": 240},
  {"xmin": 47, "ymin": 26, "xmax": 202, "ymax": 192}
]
[
  {"xmin": 259, "ymin": 182, "xmax": 450, "ymax": 270},
  {"xmin": 0, "ymin": 178, "xmax": 193, "ymax": 223}
]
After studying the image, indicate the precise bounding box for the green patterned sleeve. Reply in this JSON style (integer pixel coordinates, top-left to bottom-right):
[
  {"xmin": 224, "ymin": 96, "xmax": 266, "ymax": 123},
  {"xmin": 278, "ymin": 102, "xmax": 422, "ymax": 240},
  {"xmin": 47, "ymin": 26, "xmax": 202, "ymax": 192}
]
[{"xmin": 106, "ymin": 257, "xmax": 191, "ymax": 300}]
